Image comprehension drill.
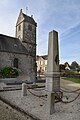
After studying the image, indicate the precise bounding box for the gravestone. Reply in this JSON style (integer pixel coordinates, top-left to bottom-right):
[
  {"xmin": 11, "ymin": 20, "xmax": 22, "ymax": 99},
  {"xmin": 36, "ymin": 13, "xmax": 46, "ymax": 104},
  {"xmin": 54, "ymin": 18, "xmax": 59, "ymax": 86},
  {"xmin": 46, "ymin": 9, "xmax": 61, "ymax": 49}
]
[{"xmin": 45, "ymin": 30, "xmax": 60, "ymax": 114}]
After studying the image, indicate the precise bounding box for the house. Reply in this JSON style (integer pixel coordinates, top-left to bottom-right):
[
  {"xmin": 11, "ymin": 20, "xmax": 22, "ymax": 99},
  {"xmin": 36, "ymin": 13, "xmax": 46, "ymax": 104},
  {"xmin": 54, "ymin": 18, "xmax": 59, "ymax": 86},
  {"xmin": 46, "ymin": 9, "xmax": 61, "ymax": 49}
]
[{"xmin": 36, "ymin": 55, "xmax": 48, "ymax": 75}]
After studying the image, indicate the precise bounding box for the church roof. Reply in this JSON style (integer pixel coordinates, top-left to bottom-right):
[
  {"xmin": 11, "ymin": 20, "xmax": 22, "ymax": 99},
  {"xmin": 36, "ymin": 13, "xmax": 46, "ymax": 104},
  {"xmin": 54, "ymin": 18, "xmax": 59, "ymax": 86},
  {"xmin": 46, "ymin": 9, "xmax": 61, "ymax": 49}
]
[
  {"xmin": 23, "ymin": 13, "xmax": 37, "ymax": 26},
  {"xmin": 0, "ymin": 34, "xmax": 28, "ymax": 55}
]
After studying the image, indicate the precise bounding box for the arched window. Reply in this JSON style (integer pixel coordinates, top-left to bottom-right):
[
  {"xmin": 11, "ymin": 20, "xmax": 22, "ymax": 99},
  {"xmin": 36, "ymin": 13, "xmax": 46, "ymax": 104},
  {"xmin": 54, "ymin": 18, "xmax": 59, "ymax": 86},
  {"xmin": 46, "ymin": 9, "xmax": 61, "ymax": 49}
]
[{"xmin": 13, "ymin": 58, "xmax": 18, "ymax": 68}]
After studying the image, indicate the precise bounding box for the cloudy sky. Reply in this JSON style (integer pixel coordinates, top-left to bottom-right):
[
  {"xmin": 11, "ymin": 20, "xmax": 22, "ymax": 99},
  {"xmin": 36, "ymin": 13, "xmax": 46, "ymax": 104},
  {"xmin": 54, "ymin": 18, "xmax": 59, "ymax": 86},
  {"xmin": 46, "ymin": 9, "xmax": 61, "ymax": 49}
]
[{"xmin": 0, "ymin": 0, "xmax": 80, "ymax": 64}]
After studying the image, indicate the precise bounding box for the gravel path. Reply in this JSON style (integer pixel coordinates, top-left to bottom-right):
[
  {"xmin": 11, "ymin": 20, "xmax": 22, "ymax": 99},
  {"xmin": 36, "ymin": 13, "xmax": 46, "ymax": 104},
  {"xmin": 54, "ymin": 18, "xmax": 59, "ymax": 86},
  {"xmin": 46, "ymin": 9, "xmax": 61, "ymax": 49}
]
[
  {"xmin": 0, "ymin": 100, "xmax": 33, "ymax": 120},
  {"xmin": 0, "ymin": 78, "xmax": 80, "ymax": 120}
]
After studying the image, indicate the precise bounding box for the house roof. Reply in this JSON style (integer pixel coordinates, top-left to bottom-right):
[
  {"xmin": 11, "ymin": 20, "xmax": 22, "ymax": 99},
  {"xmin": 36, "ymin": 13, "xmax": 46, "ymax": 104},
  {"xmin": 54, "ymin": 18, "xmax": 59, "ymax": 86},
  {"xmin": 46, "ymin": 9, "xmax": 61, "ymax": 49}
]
[
  {"xmin": 0, "ymin": 34, "xmax": 28, "ymax": 55},
  {"xmin": 42, "ymin": 55, "xmax": 48, "ymax": 60},
  {"xmin": 23, "ymin": 13, "xmax": 37, "ymax": 26},
  {"xmin": 36, "ymin": 55, "xmax": 48, "ymax": 60}
]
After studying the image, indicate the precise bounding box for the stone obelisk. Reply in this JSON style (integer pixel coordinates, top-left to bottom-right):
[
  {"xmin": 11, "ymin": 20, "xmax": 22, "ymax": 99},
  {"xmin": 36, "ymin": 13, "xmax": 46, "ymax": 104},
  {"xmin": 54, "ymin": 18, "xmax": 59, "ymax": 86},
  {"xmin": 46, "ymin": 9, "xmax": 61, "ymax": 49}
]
[
  {"xmin": 46, "ymin": 30, "xmax": 60, "ymax": 92},
  {"xmin": 45, "ymin": 30, "xmax": 60, "ymax": 114}
]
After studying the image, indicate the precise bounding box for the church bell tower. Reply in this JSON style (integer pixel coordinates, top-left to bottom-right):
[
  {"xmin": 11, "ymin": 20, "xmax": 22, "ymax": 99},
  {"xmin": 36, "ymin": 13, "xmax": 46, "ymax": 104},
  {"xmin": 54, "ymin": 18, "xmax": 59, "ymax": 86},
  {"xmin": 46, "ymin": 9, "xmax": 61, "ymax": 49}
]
[
  {"xmin": 16, "ymin": 9, "xmax": 37, "ymax": 55},
  {"xmin": 15, "ymin": 9, "xmax": 37, "ymax": 81}
]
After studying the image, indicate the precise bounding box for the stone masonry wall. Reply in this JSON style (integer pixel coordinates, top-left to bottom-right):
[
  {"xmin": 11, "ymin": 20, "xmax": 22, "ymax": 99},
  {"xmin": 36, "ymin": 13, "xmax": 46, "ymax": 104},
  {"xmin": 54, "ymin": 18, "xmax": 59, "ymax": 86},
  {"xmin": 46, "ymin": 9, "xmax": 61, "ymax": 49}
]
[
  {"xmin": 23, "ymin": 22, "xmax": 36, "ymax": 55},
  {"xmin": 0, "ymin": 52, "xmax": 35, "ymax": 81}
]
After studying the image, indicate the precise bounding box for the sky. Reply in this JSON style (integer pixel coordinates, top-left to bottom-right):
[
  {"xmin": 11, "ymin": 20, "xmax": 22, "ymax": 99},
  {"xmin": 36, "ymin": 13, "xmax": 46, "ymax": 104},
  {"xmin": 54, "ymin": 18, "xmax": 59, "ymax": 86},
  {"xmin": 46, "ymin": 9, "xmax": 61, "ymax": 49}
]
[{"xmin": 0, "ymin": 0, "xmax": 80, "ymax": 64}]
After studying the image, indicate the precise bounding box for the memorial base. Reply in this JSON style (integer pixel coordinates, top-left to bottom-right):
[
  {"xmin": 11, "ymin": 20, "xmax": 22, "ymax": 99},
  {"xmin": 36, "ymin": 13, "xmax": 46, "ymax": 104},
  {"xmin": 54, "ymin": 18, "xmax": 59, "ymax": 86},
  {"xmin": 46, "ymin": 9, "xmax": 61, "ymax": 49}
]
[{"xmin": 45, "ymin": 72, "xmax": 60, "ymax": 92}]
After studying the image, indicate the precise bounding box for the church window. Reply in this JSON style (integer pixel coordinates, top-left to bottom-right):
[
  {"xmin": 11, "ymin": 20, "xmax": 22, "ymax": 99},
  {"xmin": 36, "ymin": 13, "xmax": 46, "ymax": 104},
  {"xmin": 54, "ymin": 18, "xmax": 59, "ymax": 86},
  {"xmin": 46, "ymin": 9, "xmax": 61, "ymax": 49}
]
[
  {"xmin": 28, "ymin": 25, "xmax": 32, "ymax": 31},
  {"xmin": 13, "ymin": 58, "xmax": 18, "ymax": 68},
  {"xmin": 18, "ymin": 25, "xmax": 21, "ymax": 31}
]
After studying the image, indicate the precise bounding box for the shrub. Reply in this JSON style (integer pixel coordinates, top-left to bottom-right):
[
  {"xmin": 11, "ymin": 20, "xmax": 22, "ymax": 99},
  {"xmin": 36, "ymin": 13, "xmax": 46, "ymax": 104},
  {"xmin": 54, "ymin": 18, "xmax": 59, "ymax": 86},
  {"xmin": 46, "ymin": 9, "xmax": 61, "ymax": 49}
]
[
  {"xmin": 0, "ymin": 66, "xmax": 19, "ymax": 78},
  {"xmin": 61, "ymin": 70, "xmax": 80, "ymax": 78}
]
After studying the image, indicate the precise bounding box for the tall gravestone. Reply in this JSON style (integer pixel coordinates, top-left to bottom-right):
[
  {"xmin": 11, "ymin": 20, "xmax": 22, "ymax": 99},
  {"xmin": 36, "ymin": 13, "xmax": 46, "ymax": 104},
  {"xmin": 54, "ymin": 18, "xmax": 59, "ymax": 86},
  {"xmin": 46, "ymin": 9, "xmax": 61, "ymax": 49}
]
[{"xmin": 45, "ymin": 30, "xmax": 60, "ymax": 114}]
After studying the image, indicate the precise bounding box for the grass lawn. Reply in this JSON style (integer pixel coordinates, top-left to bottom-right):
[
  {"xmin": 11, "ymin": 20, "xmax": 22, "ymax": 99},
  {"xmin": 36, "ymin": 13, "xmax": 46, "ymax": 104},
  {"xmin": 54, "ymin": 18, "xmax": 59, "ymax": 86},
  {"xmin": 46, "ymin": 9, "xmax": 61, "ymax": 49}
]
[{"xmin": 63, "ymin": 77, "xmax": 80, "ymax": 83}]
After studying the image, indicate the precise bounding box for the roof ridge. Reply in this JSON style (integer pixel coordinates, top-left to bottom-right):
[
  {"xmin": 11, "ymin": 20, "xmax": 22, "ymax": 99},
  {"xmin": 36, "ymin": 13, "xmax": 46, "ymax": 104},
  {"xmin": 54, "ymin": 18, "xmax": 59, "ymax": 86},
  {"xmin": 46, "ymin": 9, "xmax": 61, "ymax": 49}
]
[{"xmin": 0, "ymin": 34, "xmax": 18, "ymax": 40}]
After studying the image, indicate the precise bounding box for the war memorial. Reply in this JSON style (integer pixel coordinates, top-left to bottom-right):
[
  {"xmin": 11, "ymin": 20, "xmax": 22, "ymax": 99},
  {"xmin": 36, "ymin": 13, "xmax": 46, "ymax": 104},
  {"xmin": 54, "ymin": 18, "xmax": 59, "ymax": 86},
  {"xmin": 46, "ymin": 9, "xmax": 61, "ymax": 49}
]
[{"xmin": 0, "ymin": 9, "xmax": 80, "ymax": 120}]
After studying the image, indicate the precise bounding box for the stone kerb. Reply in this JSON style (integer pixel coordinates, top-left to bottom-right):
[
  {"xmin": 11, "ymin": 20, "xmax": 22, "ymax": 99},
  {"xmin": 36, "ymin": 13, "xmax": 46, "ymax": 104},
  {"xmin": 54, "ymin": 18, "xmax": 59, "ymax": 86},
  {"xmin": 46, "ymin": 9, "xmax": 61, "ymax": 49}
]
[{"xmin": 0, "ymin": 78, "xmax": 17, "ymax": 83}]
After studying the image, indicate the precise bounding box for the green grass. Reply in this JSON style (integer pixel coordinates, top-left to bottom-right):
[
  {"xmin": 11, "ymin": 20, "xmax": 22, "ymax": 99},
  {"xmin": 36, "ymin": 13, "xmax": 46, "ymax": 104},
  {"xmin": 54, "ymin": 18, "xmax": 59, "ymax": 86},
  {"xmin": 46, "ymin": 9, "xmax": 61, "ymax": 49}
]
[{"xmin": 63, "ymin": 77, "xmax": 80, "ymax": 83}]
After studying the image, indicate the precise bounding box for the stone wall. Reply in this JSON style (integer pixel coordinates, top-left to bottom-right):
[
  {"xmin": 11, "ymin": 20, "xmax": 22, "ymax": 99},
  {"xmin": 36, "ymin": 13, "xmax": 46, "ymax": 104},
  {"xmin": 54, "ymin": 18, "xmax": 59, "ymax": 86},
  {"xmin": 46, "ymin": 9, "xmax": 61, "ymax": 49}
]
[
  {"xmin": 23, "ymin": 22, "xmax": 36, "ymax": 55},
  {"xmin": 0, "ymin": 51, "xmax": 36, "ymax": 81},
  {"xmin": 16, "ymin": 22, "xmax": 24, "ymax": 40}
]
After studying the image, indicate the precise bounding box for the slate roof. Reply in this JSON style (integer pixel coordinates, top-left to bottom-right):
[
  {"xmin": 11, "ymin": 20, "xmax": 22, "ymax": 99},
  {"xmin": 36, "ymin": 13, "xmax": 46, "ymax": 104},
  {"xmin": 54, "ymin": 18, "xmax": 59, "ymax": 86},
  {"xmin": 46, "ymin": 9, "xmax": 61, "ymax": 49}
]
[
  {"xmin": 36, "ymin": 55, "xmax": 48, "ymax": 60},
  {"xmin": 0, "ymin": 34, "xmax": 28, "ymax": 54},
  {"xmin": 23, "ymin": 13, "xmax": 37, "ymax": 26},
  {"xmin": 42, "ymin": 55, "xmax": 48, "ymax": 60}
]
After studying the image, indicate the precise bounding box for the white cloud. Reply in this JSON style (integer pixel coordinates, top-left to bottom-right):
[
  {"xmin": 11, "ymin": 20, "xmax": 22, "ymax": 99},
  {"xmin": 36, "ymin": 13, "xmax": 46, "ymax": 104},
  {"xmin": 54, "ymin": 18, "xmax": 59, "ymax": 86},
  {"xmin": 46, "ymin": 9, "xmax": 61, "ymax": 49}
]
[{"xmin": 0, "ymin": 0, "xmax": 80, "ymax": 63}]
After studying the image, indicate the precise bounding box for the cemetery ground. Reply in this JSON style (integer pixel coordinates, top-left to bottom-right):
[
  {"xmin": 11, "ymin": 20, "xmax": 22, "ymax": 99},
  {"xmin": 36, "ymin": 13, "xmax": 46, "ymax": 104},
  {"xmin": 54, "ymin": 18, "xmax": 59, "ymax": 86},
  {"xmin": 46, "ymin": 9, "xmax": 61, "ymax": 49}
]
[{"xmin": 0, "ymin": 78, "xmax": 80, "ymax": 120}]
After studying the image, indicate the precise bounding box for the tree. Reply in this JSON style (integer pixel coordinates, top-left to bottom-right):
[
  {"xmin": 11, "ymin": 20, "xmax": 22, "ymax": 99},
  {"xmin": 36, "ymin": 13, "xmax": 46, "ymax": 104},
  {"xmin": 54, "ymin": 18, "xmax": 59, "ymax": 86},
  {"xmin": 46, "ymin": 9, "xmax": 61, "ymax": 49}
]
[
  {"xmin": 64, "ymin": 62, "xmax": 69, "ymax": 67},
  {"xmin": 71, "ymin": 61, "xmax": 79, "ymax": 71},
  {"xmin": 76, "ymin": 66, "xmax": 80, "ymax": 72},
  {"xmin": 59, "ymin": 64, "xmax": 65, "ymax": 72}
]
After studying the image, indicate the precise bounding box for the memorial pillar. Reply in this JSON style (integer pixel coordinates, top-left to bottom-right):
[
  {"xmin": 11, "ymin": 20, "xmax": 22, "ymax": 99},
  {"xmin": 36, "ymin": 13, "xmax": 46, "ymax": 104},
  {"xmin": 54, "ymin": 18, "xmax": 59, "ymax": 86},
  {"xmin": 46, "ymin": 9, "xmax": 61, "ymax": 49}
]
[
  {"xmin": 46, "ymin": 30, "xmax": 60, "ymax": 92},
  {"xmin": 45, "ymin": 30, "xmax": 60, "ymax": 114}
]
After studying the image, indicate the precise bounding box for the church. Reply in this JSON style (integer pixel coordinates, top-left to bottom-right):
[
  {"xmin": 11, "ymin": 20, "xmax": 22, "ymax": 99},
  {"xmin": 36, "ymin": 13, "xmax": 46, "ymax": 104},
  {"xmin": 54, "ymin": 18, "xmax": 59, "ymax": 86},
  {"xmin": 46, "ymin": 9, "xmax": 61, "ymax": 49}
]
[{"xmin": 0, "ymin": 9, "xmax": 37, "ymax": 81}]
